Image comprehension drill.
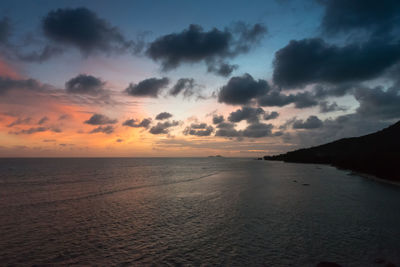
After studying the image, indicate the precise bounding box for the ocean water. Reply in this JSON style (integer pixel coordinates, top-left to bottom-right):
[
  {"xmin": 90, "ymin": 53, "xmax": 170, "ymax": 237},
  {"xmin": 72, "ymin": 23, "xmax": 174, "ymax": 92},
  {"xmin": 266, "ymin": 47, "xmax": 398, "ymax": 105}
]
[{"xmin": 0, "ymin": 158, "xmax": 399, "ymax": 266}]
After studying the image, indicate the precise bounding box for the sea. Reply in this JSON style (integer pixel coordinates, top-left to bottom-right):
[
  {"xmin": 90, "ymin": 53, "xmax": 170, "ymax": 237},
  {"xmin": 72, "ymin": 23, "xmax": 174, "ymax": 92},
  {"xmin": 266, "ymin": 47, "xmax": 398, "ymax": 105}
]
[{"xmin": 0, "ymin": 158, "xmax": 399, "ymax": 266}]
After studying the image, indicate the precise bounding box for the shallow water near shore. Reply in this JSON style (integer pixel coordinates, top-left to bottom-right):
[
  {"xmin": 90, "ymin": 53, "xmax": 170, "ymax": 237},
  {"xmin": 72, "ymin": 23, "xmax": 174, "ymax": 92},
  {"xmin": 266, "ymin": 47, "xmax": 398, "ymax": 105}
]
[{"xmin": 1, "ymin": 158, "xmax": 399, "ymax": 266}]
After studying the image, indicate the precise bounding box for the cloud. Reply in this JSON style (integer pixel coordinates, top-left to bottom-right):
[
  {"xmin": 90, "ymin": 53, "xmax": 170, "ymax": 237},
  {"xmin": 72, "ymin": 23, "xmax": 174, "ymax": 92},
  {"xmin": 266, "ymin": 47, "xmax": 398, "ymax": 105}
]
[
  {"xmin": 155, "ymin": 112, "xmax": 173, "ymax": 120},
  {"xmin": 234, "ymin": 22, "xmax": 267, "ymax": 46},
  {"xmin": 7, "ymin": 117, "xmax": 31, "ymax": 127},
  {"xmin": 0, "ymin": 76, "xmax": 43, "ymax": 95},
  {"xmin": 319, "ymin": 101, "xmax": 347, "ymax": 113},
  {"xmin": 0, "ymin": 16, "xmax": 65, "ymax": 63},
  {"xmin": 38, "ymin": 116, "xmax": 49, "ymax": 125},
  {"xmin": 183, "ymin": 123, "xmax": 214, "ymax": 136},
  {"xmin": 65, "ymin": 74, "xmax": 106, "ymax": 95},
  {"xmin": 292, "ymin": 115, "xmax": 323, "ymax": 129},
  {"xmin": 122, "ymin": 118, "xmax": 152, "ymax": 128},
  {"xmin": 313, "ymin": 83, "xmax": 355, "ymax": 98},
  {"xmin": 9, "ymin": 127, "xmax": 61, "ymax": 135},
  {"xmin": 42, "ymin": 7, "xmax": 141, "ymax": 55},
  {"xmin": 126, "ymin": 77, "xmax": 169, "ymax": 97},
  {"xmin": 257, "ymin": 90, "xmax": 318, "ymax": 108},
  {"xmin": 273, "ymin": 38, "xmax": 400, "ymax": 88},
  {"xmin": 263, "ymin": 111, "xmax": 279, "ymax": 120},
  {"xmin": 89, "ymin": 125, "xmax": 114, "ymax": 134},
  {"xmin": 84, "ymin": 114, "xmax": 117, "ymax": 125},
  {"xmin": 291, "ymin": 91, "xmax": 319, "ymax": 108},
  {"xmin": 354, "ymin": 85, "xmax": 400, "ymax": 119},
  {"xmin": 257, "ymin": 90, "xmax": 293, "ymax": 107},
  {"xmin": 212, "ymin": 114, "xmax": 224, "ymax": 124},
  {"xmin": 215, "ymin": 122, "xmax": 241, "ymax": 137},
  {"xmin": 242, "ymin": 122, "xmax": 273, "ymax": 138},
  {"xmin": 228, "ymin": 106, "xmax": 265, "ymax": 123},
  {"xmin": 319, "ymin": 0, "xmax": 400, "ymax": 37},
  {"xmin": 0, "ymin": 17, "xmax": 11, "ymax": 44},
  {"xmin": 169, "ymin": 78, "xmax": 196, "ymax": 97},
  {"xmin": 58, "ymin": 114, "xmax": 70, "ymax": 120},
  {"xmin": 146, "ymin": 23, "xmax": 266, "ymax": 75},
  {"xmin": 149, "ymin": 120, "xmax": 179, "ymax": 134},
  {"xmin": 16, "ymin": 45, "xmax": 64, "ymax": 63},
  {"xmin": 215, "ymin": 121, "xmax": 273, "ymax": 138},
  {"xmin": 207, "ymin": 62, "xmax": 238, "ymax": 77},
  {"xmin": 218, "ymin": 73, "xmax": 269, "ymax": 105}
]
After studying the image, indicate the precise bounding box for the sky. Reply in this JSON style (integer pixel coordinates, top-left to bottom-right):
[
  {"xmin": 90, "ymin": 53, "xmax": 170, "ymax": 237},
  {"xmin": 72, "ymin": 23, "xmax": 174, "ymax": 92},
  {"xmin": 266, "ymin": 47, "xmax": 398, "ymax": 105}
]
[{"xmin": 0, "ymin": 0, "xmax": 399, "ymax": 157}]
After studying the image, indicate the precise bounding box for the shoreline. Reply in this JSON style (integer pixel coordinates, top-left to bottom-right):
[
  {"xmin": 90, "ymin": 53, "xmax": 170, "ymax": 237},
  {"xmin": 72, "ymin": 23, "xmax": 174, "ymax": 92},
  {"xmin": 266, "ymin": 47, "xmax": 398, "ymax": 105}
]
[
  {"xmin": 266, "ymin": 160, "xmax": 400, "ymax": 187},
  {"xmin": 347, "ymin": 170, "xmax": 400, "ymax": 187}
]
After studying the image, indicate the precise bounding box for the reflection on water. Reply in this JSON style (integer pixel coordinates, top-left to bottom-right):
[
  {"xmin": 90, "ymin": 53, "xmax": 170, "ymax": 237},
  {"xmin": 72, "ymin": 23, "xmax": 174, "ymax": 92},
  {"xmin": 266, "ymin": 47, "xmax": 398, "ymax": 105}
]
[{"xmin": 0, "ymin": 158, "xmax": 399, "ymax": 265}]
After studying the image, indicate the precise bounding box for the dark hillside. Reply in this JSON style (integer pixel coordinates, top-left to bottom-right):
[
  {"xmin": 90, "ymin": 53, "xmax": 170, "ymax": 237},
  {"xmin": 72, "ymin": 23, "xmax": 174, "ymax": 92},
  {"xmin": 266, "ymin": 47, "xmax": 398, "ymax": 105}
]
[{"xmin": 264, "ymin": 121, "xmax": 400, "ymax": 181}]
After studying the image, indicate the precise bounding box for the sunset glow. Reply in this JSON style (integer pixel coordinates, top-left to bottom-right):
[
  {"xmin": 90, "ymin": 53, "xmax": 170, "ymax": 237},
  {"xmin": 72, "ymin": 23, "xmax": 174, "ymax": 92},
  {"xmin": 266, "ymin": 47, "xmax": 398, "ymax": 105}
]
[{"xmin": 0, "ymin": 0, "xmax": 399, "ymax": 157}]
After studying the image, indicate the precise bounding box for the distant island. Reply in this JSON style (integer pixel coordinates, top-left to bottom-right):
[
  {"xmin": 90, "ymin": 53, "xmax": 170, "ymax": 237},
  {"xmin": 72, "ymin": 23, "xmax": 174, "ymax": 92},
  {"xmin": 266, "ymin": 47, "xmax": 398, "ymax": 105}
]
[
  {"xmin": 208, "ymin": 155, "xmax": 223, "ymax": 158},
  {"xmin": 264, "ymin": 121, "xmax": 400, "ymax": 182}
]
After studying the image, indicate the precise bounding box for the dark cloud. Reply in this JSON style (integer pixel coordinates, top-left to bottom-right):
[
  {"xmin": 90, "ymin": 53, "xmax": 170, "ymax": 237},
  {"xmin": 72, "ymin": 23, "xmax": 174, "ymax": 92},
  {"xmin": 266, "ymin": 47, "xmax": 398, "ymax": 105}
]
[
  {"xmin": 313, "ymin": 83, "xmax": 355, "ymax": 98},
  {"xmin": 207, "ymin": 62, "xmax": 238, "ymax": 77},
  {"xmin": 42, "ymin": 7, "xmax": 140, "ymax": 55},
  {"xmin": 122, "ymin": 118, "xmax": 152, "ymax": 128},
  {"xmin": 183, "ymin": 123, "xmax": 214, "ymax": 136},
  {"xmin": 10, "ymin": 127, "xmax": 47, "ymax": 135},
  {"xmin": 126, "ymin": 77, "xmax": 169, "ymax": 97},
  {"xmin": 147, "ymin": 24, "xmax": 230, "ymax": 70},
  {"xmin": 215, "ymin": 121, "xmax": 273, "ymax": 138},
  {"xmin": 7, "ymin": 117, "xmax": 31, "ymax": 127},
  {"xmin": 9, "ymin": 127, "xmax": 61, "ymax": 135},
  {"xmin": 155, "ymin": 112, "xmax": 173, "ymax": 120},
  {"xmin": 0, "ymin": 17, "xmax": 11, "ymax": 44},
  {"xmin": 292, "ymin": 115, "xmax": 323, "ymax": 129},
  {"xmin": 89, "ymin": 125, "xmax": 114, "ymax": 134},
  {"xmin": 16, "ymin": 45, "xmax": 64, "ymax": 63},
  {"xmin": 38, "ymin": 116, "xmax": 49, "ymax": 125},
  {"xmin": 258, "ymin": 91, "xmax": 318, "ymax": 108},
  {"xmin": 218, "ymin": 73, "xmax": 269, "ymax": 105},
  {"xmin": 65, "ymin": 74, "xmax": 106, "ymax": 95},
  {"xmin": 273, "ymin": 131, "xmax": 284, "ymax": 137},
  {"xmin": 273, "ymin": 38, "xmax": 400, "ymax": 88},
  {"xmin": 319, "ymin": 101, "xmax": 347, "ymax": 113},
  {"xmin": 0, "ymin": 77, "xmax": 43, "ymax": 95},
  {"xmin": 215, "ymin": 122, "xmax": 241, "ymax": 137},
  {"xmin": 58, "ymin": 114, "xmax": 70, "ymax": 120},
  {"xmin": 190, "ymin": 123, "xmax": 207, "ymax": 129},
  {"xmin": 242, "ymin": 122, "xmax": 273, "ymax": 138},
  {"xmin": 212, "ymin": 115, "xmax": 224, "ymax": 124},
  {"xmin": 228, "ymin": 106, "xmax": 265, "ymax": 123},
  {"xmin": 215, "ymin": 76, "xmax": 317, "ymax": 109},
  {"xmin": 169, "ymin": 78, "xmax": 196, "ymax": 97},
  {"xmin": 149, "ymin": 120, "xmax": 179, "ymax": 135},
  {"xmin": 234, "ymin": 22, "xmax": 267, "ymax": 46},
  {"xmin": 257, "ymin": 91, "xmax": 294, "ymax": 107},
  {"xmin": 146, "ymin": 23, "xmax": 266, "ymax": 75},
  {"xmin": 291, "ymin": 91, "xmax": 318, "ymax": 108},
  {"xmin": 51, "ymin": 127, "xmax": 62, "ymax": 133},
  {"xmin": 319, "ymin": 0, "xmax": 400, "ymax": 37},
  {"xmin": 116, "ymin": 138, "xmax": 123, "ymax": 142},
  {"xmin": 84, "ymin": 114, "xmax": 117, "ymax": 125},
  {"xmin": 263, "ymin": 111, "xmax": 279, "ymax": 120},
  {"xmin": 354, "ymin": 85, "xmax": 400, "ymax": 119},
  {"xmin": 0, "ymin": 16, "xmax": 64, "ymax": 63}
]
